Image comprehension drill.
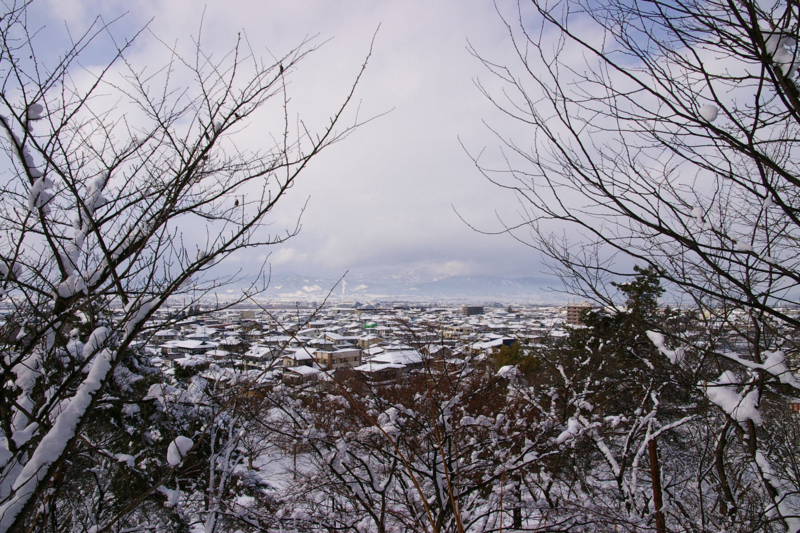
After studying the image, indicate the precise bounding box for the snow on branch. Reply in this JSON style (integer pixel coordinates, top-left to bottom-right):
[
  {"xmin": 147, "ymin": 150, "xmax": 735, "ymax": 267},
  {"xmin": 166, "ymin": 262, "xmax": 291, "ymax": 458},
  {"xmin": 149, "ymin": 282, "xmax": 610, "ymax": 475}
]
[{"xmin": 0, "ymin": 349, "xmax": 116, "ymax": 529}]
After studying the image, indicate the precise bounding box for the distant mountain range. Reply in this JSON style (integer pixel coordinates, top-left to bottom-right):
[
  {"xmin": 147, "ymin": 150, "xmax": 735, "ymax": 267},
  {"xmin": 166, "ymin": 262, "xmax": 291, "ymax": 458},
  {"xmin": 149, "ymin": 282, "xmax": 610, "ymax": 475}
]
[{"xmin": 255, "ymin": 272, "xmax": 564, "ymax": 303}]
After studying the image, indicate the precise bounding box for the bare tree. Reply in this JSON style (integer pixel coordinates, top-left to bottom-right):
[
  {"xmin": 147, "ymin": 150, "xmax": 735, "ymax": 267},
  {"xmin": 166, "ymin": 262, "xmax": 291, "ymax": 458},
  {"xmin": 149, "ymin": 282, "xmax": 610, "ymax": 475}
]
[
  {"xmin": 466, "ymin": 0, "xmax": 800, "ymax": 530},
  {"xmin": 468, "ymin": 0, "xmax": 800, "ymax": 323},
  {"xmin": 0, "ymin": 3, "xmax": 372, "ymax": 531}
]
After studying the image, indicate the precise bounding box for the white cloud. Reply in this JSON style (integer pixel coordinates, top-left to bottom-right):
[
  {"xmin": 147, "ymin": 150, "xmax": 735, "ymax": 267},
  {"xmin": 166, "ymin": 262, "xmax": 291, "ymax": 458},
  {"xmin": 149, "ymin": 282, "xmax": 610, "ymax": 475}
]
[
  {"xmin": 29, "ymin": 0, "xmax": 547, "ymax": 281},
  {"xmin": 270, "ymin": 247, "xmax": 310, "ymax": 267}
]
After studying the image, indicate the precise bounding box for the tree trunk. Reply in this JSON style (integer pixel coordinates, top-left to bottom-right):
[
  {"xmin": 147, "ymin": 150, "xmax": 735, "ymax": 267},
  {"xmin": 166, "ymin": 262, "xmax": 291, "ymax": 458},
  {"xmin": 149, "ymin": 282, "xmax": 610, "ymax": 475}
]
[{"xmin": 649, "ymin": 439, "xmax": 666, "ymax": 533}]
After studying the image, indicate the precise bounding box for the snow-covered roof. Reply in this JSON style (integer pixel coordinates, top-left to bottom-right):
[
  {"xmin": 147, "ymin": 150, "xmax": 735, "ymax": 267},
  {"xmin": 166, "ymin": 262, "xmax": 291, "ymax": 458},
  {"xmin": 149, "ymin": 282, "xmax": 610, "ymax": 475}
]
[
  {"xmin": 369, "ymin": 350, "xmax": 423, "ymax": 366},
  {"xmin": 424, "ymin": 344, "xmax": 449, "ymax": 354},
  {"xmin": 188, "ymin": 326, "xmax": 216, "ymax": 337},
  {"xmin": 167, "ymin": 339, "xmax": 219, "ymax": 350},
  {"xmin": 175, "ymin": 355, "xmax": 210, "ymax": 367},
  {"xmin": 281, "ymin": 349, "xmax": 316, "ymax": 361},
  {"xmin": 471, "ymin": 339, "xmax": 507, "ymax": 350},
  {"xmin": 354, "ymin": 362, "xmax": 405, "ymax": 373},
  {"xmin": 245, "ymin": 346, "xmax": 274, "ymax": 358},
  {"xmin": 286, "ymin": 365, "xmax": 321, "ymax": 376}
]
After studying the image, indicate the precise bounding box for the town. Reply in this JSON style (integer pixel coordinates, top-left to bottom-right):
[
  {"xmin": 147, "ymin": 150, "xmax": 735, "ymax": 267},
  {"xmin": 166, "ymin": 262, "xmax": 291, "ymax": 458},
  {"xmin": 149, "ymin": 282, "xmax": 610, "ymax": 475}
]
[
  {"xmin": 142, "ymin": 302, "xmax": 584, "ymax": 386},
  {"xmin": 140, "ymin": 300, "xmax": 800, "ymax": 387}
]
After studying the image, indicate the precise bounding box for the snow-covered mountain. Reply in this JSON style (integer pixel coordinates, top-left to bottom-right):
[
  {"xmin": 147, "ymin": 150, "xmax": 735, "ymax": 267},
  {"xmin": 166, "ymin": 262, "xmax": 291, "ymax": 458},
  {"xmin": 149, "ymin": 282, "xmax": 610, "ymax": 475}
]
[{"xmin": 255, "ymin": 272, "xmax": 560, "ymax": 302}]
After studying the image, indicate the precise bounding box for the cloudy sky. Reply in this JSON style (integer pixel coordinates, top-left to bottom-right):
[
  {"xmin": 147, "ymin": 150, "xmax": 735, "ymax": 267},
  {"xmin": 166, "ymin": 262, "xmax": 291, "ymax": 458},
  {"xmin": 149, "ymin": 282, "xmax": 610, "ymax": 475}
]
[{"xmin": 34, "ymin": 0, "xmax": 552, "ymax": 281}]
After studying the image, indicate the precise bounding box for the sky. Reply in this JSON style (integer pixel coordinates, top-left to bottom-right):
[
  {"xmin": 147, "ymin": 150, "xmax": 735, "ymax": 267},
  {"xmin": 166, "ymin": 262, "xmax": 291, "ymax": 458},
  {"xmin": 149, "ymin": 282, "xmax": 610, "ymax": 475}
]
[{"xmin": 32, "ymin": 0, "xmax": 553, "ymax": 282}]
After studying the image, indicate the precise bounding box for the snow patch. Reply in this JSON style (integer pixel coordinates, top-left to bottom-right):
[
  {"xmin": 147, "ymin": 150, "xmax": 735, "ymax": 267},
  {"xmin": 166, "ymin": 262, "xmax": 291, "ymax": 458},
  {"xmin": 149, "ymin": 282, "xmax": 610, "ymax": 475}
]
[
  {"xmin": 157, "ymin": 485, "xmax": 179, "ymax": 507},
  {"xmin": 26, "ymin": 103, "xmax": 43, "ymax": 120},
  {"xmin": 123, "ymin": 298, "xmax": 158, "ymax": 337},
  {"xmin": 705, "ymin": 371, "xmax": 761, "ymax": 424},
  {"xmin": 766, "ymin": 34, "xmax": 799, "ymax": 75},
  {"xmin": 83, "ymin": 327, "xmax": 110, "ymax": 360},
  {"xmin": 497, "ymin": 365, "xmax": 520, "ymax": 380},
  {"xmin": 554, "ymin": 417, "xmax": 582, "ymax": 444},
  {"xmin": 0, "ymin": 348, "xmax": 116, "ymax": 529},
  {"xmin": 114, "ymin": 453, "xmax": 135, "ymax": 468},
  {"xmin": 167, "ymin": 436, "xmax": 193, "ymax": 466},
  {"xmin": 57, "ymin": 273, "xmax": 87, "ymax": 298},
  {"xmin": 27, "ymin": 177, "xmax": 53, "ymax": 213},
  {"xmin": 698, "ymin": 104, "xmax": 719, "ymax": 122},
  {"xmin": 646, "ymin": 331, "xmax": 685, "ymax": 365}
]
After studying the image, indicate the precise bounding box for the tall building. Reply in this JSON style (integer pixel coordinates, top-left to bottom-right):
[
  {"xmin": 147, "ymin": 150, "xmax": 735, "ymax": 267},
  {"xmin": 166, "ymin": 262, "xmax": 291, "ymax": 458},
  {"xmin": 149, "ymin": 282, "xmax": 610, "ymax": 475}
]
[{"xmin": 566, "ymin": 302, "xmax": 594, "ymax": 325}]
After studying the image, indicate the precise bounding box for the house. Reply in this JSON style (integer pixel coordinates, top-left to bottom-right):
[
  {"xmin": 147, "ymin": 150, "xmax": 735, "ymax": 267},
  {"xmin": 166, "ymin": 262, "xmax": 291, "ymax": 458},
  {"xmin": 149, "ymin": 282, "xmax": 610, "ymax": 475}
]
[
  {"xmin": 361, "ymin": 350, "xmax": 424, "ymax": 372},
  {"xmin": 185, "ymin": 326, "xmax": 217, "ymax": 340},
  {"xmin": 160, "ymin": 339, "xmax": 219, "ymax": 356},
  {"xmin": 152, "ymin": 329, "xmax": 180, "ymax": 343},
  {"xmin": 280, "ymin": 348, "xmax": 316, "ymax": 368},
  {"xmin": 306, "ymin": 337, "xmax": 336, "ymax": 350},
  {"xmin": 421, "ymin": 344, "xmax": 453, "ymax": 359},
  {"xmin": 444, "ymin": 325, "xmax": 475, "ymax": 339},
  {"xmin": 204, "ymin": 349, "xmax": 235, "ymax": 365},
  {"xmin": 469, "ymin": 337, "xmax": 518, "ymax": 356},
  {"xmin": 316, "ymin": 348, "xmax": 362, "ymax": 370},
  {"xmin": 283, "ymin": 365, "xmax": 321, "ymax": 385},
  {"xmin": 241, "ymin": 345, "xmax": 278, "ymax": 369},
  {"xmin": 263, "ymin": 335, "xmax": 301, "ymax": 348},
  {"xmin": 353, "ymin": 361, "xmax": 404, "ymax": 382},
  {"xmin": 218, "ymin": 336, "xmax": 250, "ymax": 353},
  {"xmin": 429, "ymin": 356, "xmax": 467, "ymax": 373},
  {"xmin": 363, "ymin": 346, "xmax": 385, "ymax": 359},
  {"xmin": 323, "ymin": 332, "xmax": 360, "ymax": 345},
  {"xmin": 358, "ymin": 334, "xmax": 382, "ymax": 349}
]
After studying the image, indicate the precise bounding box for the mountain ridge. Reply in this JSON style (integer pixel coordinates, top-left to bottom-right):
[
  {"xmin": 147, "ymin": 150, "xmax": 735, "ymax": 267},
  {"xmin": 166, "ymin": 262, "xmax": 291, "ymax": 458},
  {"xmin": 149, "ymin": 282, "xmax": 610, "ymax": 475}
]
[{"xmin": 255, "ymin": 272, "xmax": 562, "ymax": 302}]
